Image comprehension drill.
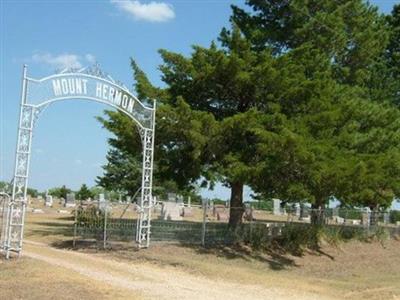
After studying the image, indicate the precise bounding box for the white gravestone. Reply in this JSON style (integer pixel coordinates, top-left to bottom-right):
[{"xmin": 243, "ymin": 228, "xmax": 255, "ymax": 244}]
[
  {"xmin": 65, "ymin": 193, "xmax": 76, "ymax": 208},
  {"xmin": 167, "ymin": 193, "xmax": 176, "ymax": 202},
  {"xmin": 45, "ymin": 195, "xmax": 53, "ymax": 207},
  {"xmin": 98, "ymin": 193, "xmax": 107, "ymax": 211},
  {"xmin": 273, "ymin": 199, "xmax": 281, "ymax": 215},
  {"xmin": 161, "ymin": 202, "xmax": 182, "ymax": 221},
  {"xmin": 295, "ymin": 203, "xmax": 300, "ymax": 217},
  {"xmin": 383, "ymin": 212, "xmax": 390, "ymax": 225}
]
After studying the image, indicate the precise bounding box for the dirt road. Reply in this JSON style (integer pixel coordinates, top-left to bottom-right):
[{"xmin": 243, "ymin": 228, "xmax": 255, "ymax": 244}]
[{"xmin": 22, "ymin": 240, "xmax": 324, "ymax": 300}]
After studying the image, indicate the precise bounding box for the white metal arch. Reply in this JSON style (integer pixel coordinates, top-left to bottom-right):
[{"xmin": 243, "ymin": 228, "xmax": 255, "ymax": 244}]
[
  {"xmin": 36, "ymin": 97, "xmax": 148, "ymax": 131},
  {"xmin": 1, "ymin": 64, "xmax": 155, "ymax": 258}
]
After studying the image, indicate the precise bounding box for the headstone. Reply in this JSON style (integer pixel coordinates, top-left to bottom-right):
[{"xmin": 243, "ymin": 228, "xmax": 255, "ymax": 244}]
[
  {"xmin": 161, "ymin": 202, "xmax": 182, "ymax": 220},
  {"xmin": 65, "ymin": 193, "xmax": 76, "ymax": 208},
  {"xmin": 332, "ymin": 207, "xmax": 339, "ymax": 217},
  {"xmin": 361, "ymin": 211, "xmax": 370, "ymax": 227},
  {"xmin": 383, "ymin": 212, "xmax": 390, "ymax": 225},
  {"xmin": 167, "ymin": 193, "xmax": 176, "ymax": 202},
  {"xmin": 273, "ymin": 199, "xmax": 281, "ymax": 215},
  {"xmin": 45, "ymin": 195, "xmax": 53, "ymax": 207},
  {"xmin": 345, "ymin": 219, "xmax": 360, "ymax": 225},
  {"xmin": 243, "ymin": 207, "xmax": 254, "ymax": 221},
  {"xmin": 153, "ymin": 203, "xmax": 162, "ymax": 213},
  {"xmin": 295, "ymin": 204, "xmax": 300, "ymax": 217},
  {"xmin": 188, "ymin": 196, "xmax": 191, "ymax": 208},
  {"xmin": 176, "ymin": 195, "xmax": 184, "ymax": 204},
  {"xmin": 32, "ymin": 208, "xmax": 44, "ymax": 214},
  {"xmin": 98, "ymin": 193, "xmax": 107, "ymax": 211},
  {"xmin": 57, "ymin": 209, "xmax": 69, "ymax": 214},
  {"xmin": 333, "ymin": 216, "xmax": 345, "ymax": 225}
]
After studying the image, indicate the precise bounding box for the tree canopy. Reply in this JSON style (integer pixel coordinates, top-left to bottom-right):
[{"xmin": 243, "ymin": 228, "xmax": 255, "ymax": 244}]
[{"xmin": 97, "ymin": 1, "xmax": 400, "ymax": 225}]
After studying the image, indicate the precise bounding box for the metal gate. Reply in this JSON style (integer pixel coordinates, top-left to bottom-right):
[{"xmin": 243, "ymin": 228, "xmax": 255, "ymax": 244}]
[
  {"xmin": 4, "ymin": 63, "xmax": 156, "ymax": 258},
  {"xmin": 0, "ymin": 193, "xmax": 11, "ymax": 258}
]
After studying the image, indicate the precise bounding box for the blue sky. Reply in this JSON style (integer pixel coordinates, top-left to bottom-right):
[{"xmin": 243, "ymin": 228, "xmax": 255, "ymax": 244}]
[{"xmin": 0, "ymin": 0, "xmax": 399, "ymax": 201}]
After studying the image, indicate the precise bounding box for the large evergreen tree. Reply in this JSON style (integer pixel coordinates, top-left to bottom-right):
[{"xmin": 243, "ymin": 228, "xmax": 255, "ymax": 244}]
[
  {"xmin": 98, "ymin": 0, "xmax": 400, "ymax": 226},
  {"xmin": 229, "ymin": 0, "xmax": 400, "ymax": 223}
]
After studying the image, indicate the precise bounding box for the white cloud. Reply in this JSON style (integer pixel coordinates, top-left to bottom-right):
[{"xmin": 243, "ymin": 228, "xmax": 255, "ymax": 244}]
[
  {"xmin": 85, "ymin": 53, "xmax": 96, "ymax": 64},
  {"xmin": 111, "ymin": 0, "xmax": 175, "ymax": 22},
  {"xmin": 31, "ymin": 53, "xmax": 96, "ymax": 69},
  {"xmin": 32, "ymin": 53, "xmax": 82, "ymax": 69}
]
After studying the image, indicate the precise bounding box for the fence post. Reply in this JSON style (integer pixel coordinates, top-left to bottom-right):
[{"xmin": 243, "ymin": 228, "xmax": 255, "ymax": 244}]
[
  {"xmin": 103, "ymin": 203, "xmax": 108, "ymax": 250},
  {"xmin": 250, "ymin": 207, "xmax": 253, "ymax": 243},
  {"xmin": 73, "ymin": 205, "xmax": 78, "ymax": 248},
  {"xmin": 201, "ymin": 198, "xmax": 208, "ymax": 247}
]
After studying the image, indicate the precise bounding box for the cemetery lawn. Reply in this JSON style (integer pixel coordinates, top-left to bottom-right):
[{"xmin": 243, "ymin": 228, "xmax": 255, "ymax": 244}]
[{"xmin": 1, "ymin": 208, "xmax": 400, "ymax": 299}]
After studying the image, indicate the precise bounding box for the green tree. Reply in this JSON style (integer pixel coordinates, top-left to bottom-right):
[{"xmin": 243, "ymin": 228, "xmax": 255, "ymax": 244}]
[
  {"xmin": 386, "ymin": 5, "xmax": 400, "ymax": 105},
  {"xmin": 96, "ymin": 147, "xmax": 142, "ymax": 197},
  {"xmin": 98, "ymin": 0, "xmax": 400, "ymax": 228},
  {"xmin": 228, "ymin": 0, "xmax": 400, "ymax": 224},
  {"xmin": 76, "ymin": 184, "xmax": 94, "ymax": 200},
  {"xmin": 153, "ymin": 27, "xmax": 297, "ymax": 227},
  {"xmin": 97, "ymin": 61, "xmax": 216, "ymax": 202},
  {"xmin": 49, "ymin": 185, "xmax": 71, "ymax": 199},
  {"xmin": 26, "ymin": 187, "xmax": 38, "ymax": 198},
  {"xmin": 231, "ymin": 0, "xmax": 389, "ymax": 86}
]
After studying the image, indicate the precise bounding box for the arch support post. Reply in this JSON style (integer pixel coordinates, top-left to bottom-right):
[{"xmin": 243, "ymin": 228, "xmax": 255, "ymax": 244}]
[
  {"xmin": 4, "ymin": 65, "xmax": 33, "ymax": 258},
  {"xmin": 136, "ymin": 104, "xmax": 156, "ymax": 248}
]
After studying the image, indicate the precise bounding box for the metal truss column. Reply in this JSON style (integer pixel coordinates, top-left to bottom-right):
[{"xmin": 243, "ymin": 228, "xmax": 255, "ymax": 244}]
[
  {"xmin": 4, "ymin": 65, "xmax": 32, "ymax": 258},
  {"xmin": 136, "ymin": 104, "xmax": 156, "ymax": 248}
]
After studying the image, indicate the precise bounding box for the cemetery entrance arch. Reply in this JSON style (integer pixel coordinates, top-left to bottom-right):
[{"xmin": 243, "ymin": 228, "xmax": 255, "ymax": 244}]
[{"xmin": 1, "ymin": 64, "xmax": 156, "ymax": 258}]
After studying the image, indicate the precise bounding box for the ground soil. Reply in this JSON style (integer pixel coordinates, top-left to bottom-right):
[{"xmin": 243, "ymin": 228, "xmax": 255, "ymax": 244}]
[{"xmin": 1, "ymin": 205, "xmax": 399, "ymax": 299}]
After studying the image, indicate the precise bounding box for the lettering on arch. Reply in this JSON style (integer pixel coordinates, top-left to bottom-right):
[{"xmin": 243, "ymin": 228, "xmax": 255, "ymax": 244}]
[{"xmin": 25, "ymin": 71, "xmax": 154, "ymax": 129}]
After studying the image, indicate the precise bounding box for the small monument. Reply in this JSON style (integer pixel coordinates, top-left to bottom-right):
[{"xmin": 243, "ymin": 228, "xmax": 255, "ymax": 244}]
[
  {"xmin": 167, "ymin": 193, "xmax": 176, "ymax": 202},
  {"xmin": 361, "ymin": 209, "xmax": 370, "ymax": 227},
  {"xmin": 98, "ymin": 193, "xmax": 107, "ymax": 211},
  {"xmin": 273, "ymin": 199, "xmax": 281, "ymax": 215},
  {"xmin": 295, "ymin": 203, "xmax": 301, "ymax": 217},
  {"xmin": 332, "ymin": 207, "xmax": 339, "ymax": 217},
  {"xmin": 161, "ymin": 202, "xmax": 182, "ymax": 221},
  {"xmin": 383, "ymin": 212, "xmax": 390, "ymax": 225},
  {"xmin": 45, "ymin": 195, "xmax": 53, "ymax": 207},
  {"xmin": 65, "ymin": 193, "xmax": 76, "ymax": 208}
]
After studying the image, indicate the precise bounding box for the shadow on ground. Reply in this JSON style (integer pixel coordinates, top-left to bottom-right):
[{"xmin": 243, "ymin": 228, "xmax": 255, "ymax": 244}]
[{"xmin": 26, "ymin": 217, "xmax": 341, "ymax": 271}]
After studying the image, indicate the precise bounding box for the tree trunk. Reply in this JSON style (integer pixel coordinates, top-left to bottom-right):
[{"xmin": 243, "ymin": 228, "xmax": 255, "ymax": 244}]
[
  {"xmin": 228, "ymin": 181, "xmax": 244, "ymax": 228},
  {"xmin": 310, "ymin": 201, "xmax": 325, "ymax": 226}
]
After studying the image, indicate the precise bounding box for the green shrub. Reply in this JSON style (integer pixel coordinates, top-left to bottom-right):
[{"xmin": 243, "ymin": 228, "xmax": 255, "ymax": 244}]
[
  {"xmin": 276, "ymin": 224, "xmax": 320, "ymax": 255},
  {"xmin": 390, "ymin": 210, "xmax": 400, "ymax": 224},
  {"xmin": 338, "ymin": 208, "xmax": 362, "ymax": 220},
  {"xmin": 75, "ymin": 205, "xmax": 109, "ymax": 228}
]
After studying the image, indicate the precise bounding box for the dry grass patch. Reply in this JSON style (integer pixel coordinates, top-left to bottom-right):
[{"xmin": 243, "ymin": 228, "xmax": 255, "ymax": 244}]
[{"xmin": 0, "ymin": 257, "xmax": 140, "ymax": 300}]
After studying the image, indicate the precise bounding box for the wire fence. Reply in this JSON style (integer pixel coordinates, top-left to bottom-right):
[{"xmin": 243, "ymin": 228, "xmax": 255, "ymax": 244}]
[
  {"xmin": 0, "ymin": 193, "xmax": 11, "ymax": 253},
  {"xmin": 72, "ymin": 201, "xmax": 400, "ymax": 249}
]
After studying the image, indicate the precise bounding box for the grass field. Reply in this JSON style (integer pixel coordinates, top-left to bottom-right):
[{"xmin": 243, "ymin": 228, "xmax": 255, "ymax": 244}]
[{"xmin": 1, "ymin": 203, "xmax": 400, "ymax": 299}]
